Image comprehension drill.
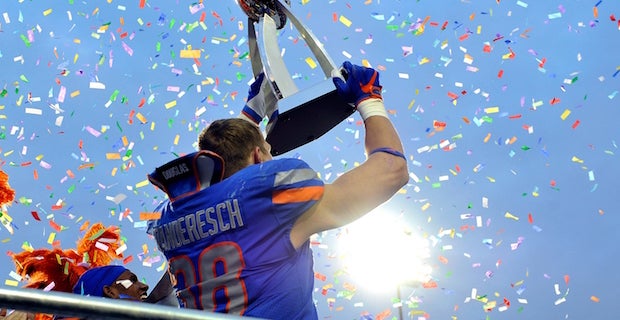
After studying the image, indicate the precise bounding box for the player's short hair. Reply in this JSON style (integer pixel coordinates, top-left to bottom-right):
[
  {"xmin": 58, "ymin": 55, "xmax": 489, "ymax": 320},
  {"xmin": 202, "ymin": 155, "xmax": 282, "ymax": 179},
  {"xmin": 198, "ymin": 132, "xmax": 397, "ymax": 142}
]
[{"xmin": 198, "ymin": 118, "xmax": 268, "ymax": 178}]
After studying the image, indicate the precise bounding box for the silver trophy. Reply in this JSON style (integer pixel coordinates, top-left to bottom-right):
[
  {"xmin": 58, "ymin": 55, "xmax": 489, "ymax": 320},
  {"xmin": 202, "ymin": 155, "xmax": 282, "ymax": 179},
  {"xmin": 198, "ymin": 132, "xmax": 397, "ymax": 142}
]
[{"xmin": 238, "ymin": 0, "xmax": 355, "ymax": 156}]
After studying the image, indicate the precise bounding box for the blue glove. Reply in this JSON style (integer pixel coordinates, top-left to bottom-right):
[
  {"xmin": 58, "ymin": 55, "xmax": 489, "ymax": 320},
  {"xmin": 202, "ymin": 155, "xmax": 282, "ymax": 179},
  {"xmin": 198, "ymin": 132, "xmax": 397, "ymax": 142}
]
[
  {"xmin": 333, "ymin": 61, "xmax": 383, "ymax": 107},
  {"xmin": 239, "ymin": 72, "xmax": 279, "ymax": 128}
]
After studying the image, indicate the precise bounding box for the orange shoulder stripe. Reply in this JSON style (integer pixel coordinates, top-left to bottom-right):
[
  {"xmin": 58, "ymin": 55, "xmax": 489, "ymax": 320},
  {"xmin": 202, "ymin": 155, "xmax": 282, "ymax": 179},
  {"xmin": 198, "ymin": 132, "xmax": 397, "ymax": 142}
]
[{"xmin": 272, "ymin": 186, "xmax": 324, "ymax": 204}]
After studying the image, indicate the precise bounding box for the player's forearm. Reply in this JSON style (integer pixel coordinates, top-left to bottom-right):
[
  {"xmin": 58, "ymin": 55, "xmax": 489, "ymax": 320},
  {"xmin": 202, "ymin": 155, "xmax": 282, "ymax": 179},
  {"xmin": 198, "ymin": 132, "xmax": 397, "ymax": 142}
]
[
  {"xmin": 363, "ymin": 115, "xmax": 404, "ymax": 156},
  {"xmin": 363, "ymin": 113, "xmax": 408, "ymax": 192},
  {"xmin": 321, "ymin": 117, "xmax": 408, "ymax": 229}
]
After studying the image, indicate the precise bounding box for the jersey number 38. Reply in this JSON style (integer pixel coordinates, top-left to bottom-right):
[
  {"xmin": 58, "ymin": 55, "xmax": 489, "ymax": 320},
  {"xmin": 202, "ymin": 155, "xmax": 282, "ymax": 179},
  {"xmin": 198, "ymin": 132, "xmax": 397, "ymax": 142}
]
[{"xmin": 169, "ymin": 241, "xmax": 249, "ymax": 314}]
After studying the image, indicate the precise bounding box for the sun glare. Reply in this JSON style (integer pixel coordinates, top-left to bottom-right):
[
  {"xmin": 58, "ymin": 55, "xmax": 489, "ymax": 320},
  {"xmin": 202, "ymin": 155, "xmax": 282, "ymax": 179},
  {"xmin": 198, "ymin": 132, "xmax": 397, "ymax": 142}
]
[{"xmin": 338, "ymin": 210, "xmax": 433, "ymax": 293}]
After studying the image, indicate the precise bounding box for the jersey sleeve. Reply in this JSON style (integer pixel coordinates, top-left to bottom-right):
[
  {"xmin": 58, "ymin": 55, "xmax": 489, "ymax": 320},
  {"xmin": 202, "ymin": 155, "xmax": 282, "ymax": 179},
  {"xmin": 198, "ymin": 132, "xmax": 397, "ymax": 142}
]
[{"xmin": 268, "ymin": 158, "xmax": 325, "ymax": 228}]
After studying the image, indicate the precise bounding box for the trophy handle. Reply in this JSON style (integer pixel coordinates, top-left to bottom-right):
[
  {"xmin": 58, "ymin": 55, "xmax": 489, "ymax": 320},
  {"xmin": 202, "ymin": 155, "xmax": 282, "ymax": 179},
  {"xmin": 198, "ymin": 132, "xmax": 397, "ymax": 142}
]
[
  {"xmin": 275, "ymin": 0, "xmax": 338, "ymax": 78},
  {"xmin": 248, "ymin": 16, "xmax": 286, "ymax": 100},
  {"xmin": 260, "ymin": 13, "xmax": 299, "ymax": 99},
  {"xmin": 247, "ymin": 17, "xmax": 263, "ymax": 78}
]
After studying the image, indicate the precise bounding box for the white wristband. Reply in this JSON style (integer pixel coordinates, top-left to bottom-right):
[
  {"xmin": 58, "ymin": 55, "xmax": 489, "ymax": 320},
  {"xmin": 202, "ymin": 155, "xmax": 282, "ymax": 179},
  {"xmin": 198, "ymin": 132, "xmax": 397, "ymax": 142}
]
[{"xmin": 357, "ymin": 98, "xmax": 388, "ymax": 121}]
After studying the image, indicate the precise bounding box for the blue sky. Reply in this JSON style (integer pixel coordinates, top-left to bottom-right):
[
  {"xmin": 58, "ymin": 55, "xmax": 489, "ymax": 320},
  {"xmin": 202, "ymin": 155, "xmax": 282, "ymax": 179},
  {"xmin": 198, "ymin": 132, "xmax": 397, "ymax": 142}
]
[{"xmin": 1, "ymin": 0, "xmax": 619, "ymax": 319}]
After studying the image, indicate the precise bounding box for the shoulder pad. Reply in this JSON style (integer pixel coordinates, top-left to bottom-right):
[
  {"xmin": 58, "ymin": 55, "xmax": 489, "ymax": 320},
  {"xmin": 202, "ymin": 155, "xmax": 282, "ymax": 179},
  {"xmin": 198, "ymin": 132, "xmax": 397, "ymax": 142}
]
[{"xmin": 147, "ymin": 151, "xmax": 225, "ymax": 202}]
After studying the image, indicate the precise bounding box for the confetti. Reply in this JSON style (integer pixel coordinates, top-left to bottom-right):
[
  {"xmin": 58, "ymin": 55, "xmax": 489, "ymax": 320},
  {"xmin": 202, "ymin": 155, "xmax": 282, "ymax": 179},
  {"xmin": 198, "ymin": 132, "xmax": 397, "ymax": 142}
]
[{"xmin": 0, "ymin": 2, "xmax": 616, "ymax": 319}]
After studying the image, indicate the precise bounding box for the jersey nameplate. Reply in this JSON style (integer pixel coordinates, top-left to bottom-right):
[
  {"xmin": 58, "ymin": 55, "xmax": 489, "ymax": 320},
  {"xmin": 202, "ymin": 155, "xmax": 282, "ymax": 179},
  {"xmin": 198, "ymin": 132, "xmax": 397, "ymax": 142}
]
[
  {"xmin": 161, "ymin": 162, "xmax": 190, "ymax": 180},
  {"xmin": 148, "ymin": 151, "xmax": 225, "ymax": 202}
]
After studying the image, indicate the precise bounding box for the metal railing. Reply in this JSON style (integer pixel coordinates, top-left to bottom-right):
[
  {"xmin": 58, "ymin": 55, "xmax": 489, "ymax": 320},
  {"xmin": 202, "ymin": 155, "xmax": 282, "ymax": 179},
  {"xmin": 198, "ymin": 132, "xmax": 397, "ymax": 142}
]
[{"xmin": 0, "ymin": 288, "xmax": 259, "ymax": 320}]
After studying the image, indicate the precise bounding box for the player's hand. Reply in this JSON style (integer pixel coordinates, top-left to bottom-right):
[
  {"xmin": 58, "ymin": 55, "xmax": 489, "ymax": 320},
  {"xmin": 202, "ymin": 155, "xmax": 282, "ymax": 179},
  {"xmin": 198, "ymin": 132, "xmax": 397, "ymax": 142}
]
[
  {"xmin": 239, "ymin": 72, "xmax": 278, "ymax": 127},
  {"xmin": 333, "ymin": 61, "xmax": 383, "ymax": 107}
]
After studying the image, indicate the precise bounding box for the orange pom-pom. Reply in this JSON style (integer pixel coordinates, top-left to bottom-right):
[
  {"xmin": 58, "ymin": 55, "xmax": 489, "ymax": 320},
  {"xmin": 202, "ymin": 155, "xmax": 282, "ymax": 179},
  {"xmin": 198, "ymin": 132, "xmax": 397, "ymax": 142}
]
[
  {"xmin": 0, "ymin": 169, "xmax": 15, "ymax": 207},
  {"xmin": 34, "ymin": 313, "xmax": 55, "ymax": 320},
  {"xmin": 11, "ymin": 248, "xmax": 88, "ymax": 293},
  {"xmin": 76, "ymin": 222, "xmax": 124, "ymax": 267},
  {"xmin": 10, "ymin": 222, "xmax": 125, "ymax": 294}
]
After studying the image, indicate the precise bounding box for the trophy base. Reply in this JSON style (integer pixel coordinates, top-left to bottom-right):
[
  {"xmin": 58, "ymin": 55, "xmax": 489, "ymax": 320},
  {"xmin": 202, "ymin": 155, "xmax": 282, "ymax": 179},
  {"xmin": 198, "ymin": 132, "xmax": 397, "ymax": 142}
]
[{"xmin": 266, "ymin": 78, "xmax": 356, "ymax": 156}]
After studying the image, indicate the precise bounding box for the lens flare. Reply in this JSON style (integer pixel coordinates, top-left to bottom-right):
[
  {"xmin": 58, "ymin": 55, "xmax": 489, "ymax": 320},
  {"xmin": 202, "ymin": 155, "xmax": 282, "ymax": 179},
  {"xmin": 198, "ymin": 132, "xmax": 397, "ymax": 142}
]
[{"xmin": 338, "ymin": 210, "xmax": 433, "ymax": 293}]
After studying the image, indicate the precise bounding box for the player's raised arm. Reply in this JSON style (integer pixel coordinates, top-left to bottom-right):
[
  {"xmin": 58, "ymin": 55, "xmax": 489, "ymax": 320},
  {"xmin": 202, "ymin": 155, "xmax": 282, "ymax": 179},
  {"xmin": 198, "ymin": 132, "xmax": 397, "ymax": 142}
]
[{"xmin": 290, "ymin": 61, "xmax": 409, "ymax": 248}]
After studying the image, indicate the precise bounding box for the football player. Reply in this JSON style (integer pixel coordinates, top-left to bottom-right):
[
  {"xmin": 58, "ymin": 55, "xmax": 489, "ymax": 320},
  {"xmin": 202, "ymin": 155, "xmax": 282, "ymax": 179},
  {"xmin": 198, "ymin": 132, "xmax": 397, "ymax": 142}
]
[{"xmin": 148, "ymin": 62, "xmax": 408, "ymax": 319}]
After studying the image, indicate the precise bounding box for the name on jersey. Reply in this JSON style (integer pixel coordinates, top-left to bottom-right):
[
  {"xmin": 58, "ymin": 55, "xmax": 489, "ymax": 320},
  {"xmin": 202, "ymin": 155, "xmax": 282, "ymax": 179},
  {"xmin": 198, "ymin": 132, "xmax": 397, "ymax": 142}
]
[
  {"xmin": 161, "ymin": 163, "xmax": 189, "ymax": 180},
  {"xmin": 152, "ymin": 199, "xmax": 244, "ymax": 252}
]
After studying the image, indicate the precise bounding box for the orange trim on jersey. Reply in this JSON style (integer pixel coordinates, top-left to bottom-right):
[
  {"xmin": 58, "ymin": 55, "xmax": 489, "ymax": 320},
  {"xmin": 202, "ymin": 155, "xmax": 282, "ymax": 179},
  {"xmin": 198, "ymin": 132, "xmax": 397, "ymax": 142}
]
[{"xmin": 272, "ymin": 186, "xmax": 324, "ymax": 204}]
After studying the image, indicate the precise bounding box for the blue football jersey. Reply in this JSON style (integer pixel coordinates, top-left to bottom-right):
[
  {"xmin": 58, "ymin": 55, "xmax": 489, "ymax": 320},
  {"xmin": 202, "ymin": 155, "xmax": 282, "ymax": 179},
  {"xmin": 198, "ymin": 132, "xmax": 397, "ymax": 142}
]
[{"xmin": 150, "ymin": 158, "xmax": 324, "ymax": 319}]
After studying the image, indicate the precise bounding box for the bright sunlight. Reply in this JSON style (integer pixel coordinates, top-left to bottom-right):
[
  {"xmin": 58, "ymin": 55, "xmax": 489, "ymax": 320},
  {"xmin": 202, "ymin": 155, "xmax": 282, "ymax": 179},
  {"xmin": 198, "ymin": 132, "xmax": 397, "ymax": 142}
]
[{"xmin": 337, "ymin": 209, "xmax": 433, "ymax": 293}]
